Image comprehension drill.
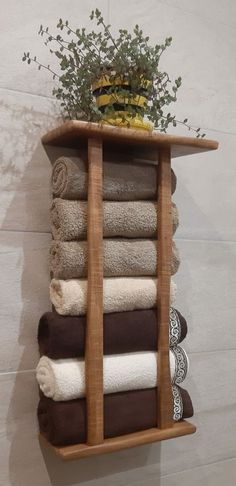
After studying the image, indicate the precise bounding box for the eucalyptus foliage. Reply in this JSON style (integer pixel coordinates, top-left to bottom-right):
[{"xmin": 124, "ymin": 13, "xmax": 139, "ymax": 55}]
[{"xmin": 22, "ymin": 9, "xmax": 205, "ymax": 136}]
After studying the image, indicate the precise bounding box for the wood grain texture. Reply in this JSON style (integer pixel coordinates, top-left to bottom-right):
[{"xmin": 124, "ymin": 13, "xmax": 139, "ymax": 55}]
[
  {"xmin": 157, "ymin": 147, "xmax": 173, "ymax": 429},
  {"xmin": 85, "ymin": 138, "xmax": 104, "ymax": 446},
  {"xmin": 39, "ymin": 421, "xmax": 196, "ymax": 460},
  {"xmin": 41, "ymin": 120, "xmax": 218, "ymax": 158}
]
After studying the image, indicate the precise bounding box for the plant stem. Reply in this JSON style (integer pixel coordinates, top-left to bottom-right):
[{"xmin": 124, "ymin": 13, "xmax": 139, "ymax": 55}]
[{"xmin": 29, "ymin": 57, "xmax": 60, "ymax": 78}]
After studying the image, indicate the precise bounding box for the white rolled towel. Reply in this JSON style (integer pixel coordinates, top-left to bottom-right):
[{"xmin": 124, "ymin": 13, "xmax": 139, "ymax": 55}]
[
  {"xmin": 50, "ymin": 277, "xmax": 177, "ymax": 316},
  {"xmin": 36, "ymin": 347, "xmax": 189, "ymax": 401}
]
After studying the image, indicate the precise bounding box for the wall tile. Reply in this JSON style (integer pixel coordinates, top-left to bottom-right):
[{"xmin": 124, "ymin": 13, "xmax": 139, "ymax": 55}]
[
  {"xmin": 161, "ymin": 0, "xmax": 236, "ymax": 29},
  {"xmin": 135, "ymin": 458, "xmax": 236, "ymax": 486},
  {"xmin": 0, "ymin": 0, "xmax": 109, "ymax": 97},
  {"xmin": 109, "ymin": 0, "xmax": 236, "ymax": 133},
  {"xmin": 173, "ymin": 238, "xmax": 236, "ymax": 352},
  {"xmin": 172, "ymin": 130, "xmax": 236, "ymax": 241}
]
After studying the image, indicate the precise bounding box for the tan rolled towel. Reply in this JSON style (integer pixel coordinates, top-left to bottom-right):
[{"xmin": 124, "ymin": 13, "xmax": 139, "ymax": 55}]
[
  {"xmin": 51, "ymin": 156, "xmax": 177, "ymax": 200},
  {"xmin": 51, "ymin": 199, "xmax": 179, "ymax": 241},
  {"xmin": 50, "ymin": 277, "xmax": 177, "ymax": 316},
  {"xmin": 50, "ymin": 239, "xmax": 180, "ymax": 279}
]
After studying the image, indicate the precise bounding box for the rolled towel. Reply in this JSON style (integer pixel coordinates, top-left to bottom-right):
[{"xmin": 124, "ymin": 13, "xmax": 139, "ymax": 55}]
[
  {"xmin": 51, "ymin": 156, "xmax": 177, "ymax": 201},
  {"xmin": 38, "ymin": 307, "xmax": 187, "ymax": 359},
  {"xmin": 50, "ymin": 277, "xmax": 177, "ymax": 316},
  {"xmin": 36, "ymin": 347, "xmax": 188, "ymax": 401},
  {"xmin": 51, "ymin": 199, "xmax": 179, "ymax": 241},
  {"xmin": 38, "ymin": 386, "xmax": 193, "ymax": 446},
  {"xmin": 50, "ymin": 240, "xmax": 180, "ymax": 279}
]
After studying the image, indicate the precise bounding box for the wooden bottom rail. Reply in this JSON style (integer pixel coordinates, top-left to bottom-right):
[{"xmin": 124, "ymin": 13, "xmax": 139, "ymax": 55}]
[{"xmin": 39, "ymin": 421, "xmax": 196, "ymax": 460}]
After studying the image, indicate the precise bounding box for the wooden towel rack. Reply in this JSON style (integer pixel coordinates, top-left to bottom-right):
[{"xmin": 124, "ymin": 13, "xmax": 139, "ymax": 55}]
[{"xmin": 41, "ymin": 120, "xmax": 218, "ymax": 460}]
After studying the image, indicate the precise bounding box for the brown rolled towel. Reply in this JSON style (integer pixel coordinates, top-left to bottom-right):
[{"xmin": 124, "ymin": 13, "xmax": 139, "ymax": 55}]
[
  {"xmin": 51, "ymin": 156, "xmax": 177, "ymax": 201},
  {"xmin": 38, "ymin": 386, "xmax": 193, "ymax": 446},
  {"xmin": 50, "ymin": 240, "xmax": 180, "ymax": 279},
  {"xmin": 51, "ymin": 199, "xmax": 179, "ymax": 241},
  {"xmin": 38, "ymin": 308, "xmax": 187, "ymax": 359}
]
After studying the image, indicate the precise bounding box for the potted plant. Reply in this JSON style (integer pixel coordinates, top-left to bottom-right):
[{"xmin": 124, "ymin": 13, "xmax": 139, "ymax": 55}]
[{"xmin": 22, "ymin": 9, "xmax": 205, "ymax": 136}]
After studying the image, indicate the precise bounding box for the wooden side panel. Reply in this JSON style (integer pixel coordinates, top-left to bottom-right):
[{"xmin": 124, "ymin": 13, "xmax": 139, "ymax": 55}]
[
  {"xmin": 85, "ymin": 138, "xmax": 104, "ymax": 445},
  {"xmin": 157, "ymin": 146, "xmax": 173, "ymax": 429}
]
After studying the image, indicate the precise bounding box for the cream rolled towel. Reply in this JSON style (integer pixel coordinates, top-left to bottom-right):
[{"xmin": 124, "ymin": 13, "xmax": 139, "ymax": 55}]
[
  {"xmin": 36, "ymin": 346, "xmax": 188, "ymax": 401},
  {"xmin": 51, "ymin": 199, "xmax": 179, "ymax": 241},
  {"xmin": 50, "ymin": 240, "xmax": 180, "ymax": 279},
  {"xmin": 50, "ymin": 277, "xmax": 177, "ymax": 316},
  {"xmin": 51, "ymin": 156, "xmax": 177, "ymax": 200}
]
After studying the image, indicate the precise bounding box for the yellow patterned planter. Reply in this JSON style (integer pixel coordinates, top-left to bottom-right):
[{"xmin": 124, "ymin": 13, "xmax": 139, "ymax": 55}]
[{"xmin": 92, "ymin": 75, "xmax": 153, "ymax": 131}]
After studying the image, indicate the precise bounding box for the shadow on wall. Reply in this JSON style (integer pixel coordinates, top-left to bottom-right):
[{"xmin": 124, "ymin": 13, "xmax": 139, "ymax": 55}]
[{"xmin": 2, "ymin": 100, "xmax": 221, "ymax": 485}]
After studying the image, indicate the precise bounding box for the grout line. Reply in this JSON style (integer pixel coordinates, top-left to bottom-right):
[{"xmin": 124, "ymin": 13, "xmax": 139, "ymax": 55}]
[
  {"xmin": 0, "ymin": 87, "xmax": 236, "ymax": 137},
  {"xmin": 174, "ymin": 236, "xmax": 236, "ymax": 244},
  {"xmin": 0, "ymin": 369, "xmax": 35, "ymax": 376},
  {"xmin": 107, "ymin": 0, "xmax": 110, "ymax": 23},
  {"xmin": 160, "ymin": 455, "xmax": 236, "ymax": 480},
  {"xmin": 1, "ymin": 349, "xmax": 236, "ymax": 376},
  {"xmin": 187, "ymin": 349, "xmax": 236, "ymax": 356},
  {"xmin": 1, "ymin": 228, "xmax": 236, "ymax": 245},
  {"xmin": 0, "ymin": 228, "xmax": 50, "ymax": 235},
  {"xmin": 0, "ymin": 86, "xmax": 54, "ymax": 102}
]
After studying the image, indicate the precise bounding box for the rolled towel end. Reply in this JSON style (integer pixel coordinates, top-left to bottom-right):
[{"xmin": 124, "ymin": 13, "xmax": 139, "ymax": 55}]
[
  {"xmin": 50, "ymin": 278, "xmax": 177, "ymax": 316},
  {"xmin": 36, "ymin": 357, "xmax": 56, "ymax": 399}
]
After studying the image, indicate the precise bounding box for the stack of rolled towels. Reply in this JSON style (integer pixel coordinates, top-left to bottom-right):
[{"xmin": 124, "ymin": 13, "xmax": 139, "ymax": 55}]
[{"xmin": 36, "ymin": 154, "xmax": 193, "ymax": 447}]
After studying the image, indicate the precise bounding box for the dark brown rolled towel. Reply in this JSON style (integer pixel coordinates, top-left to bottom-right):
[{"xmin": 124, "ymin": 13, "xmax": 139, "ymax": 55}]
[
  {"xmin": 38, "ymin": 308, "xmax": 187, "ymax": 359},
  {"xmin": 38, "ymin": 386, "xmax": 193, "ymax": 446},
  {"xmin": 51, "ymin": 156, "xmax": 177, "ymax": 201}
]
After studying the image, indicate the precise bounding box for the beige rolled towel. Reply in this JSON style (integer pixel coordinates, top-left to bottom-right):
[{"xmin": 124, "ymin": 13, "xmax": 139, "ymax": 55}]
[
  {"xmin": 50, "ymin": 277, "xmax": 177, "ymax": 316},
  {"xmin": 51, "ymin": 156, "xmax": 177, "ymax": 200},
  {"xmin": 51, "ymin": 199, "xmax": 179, "ymax": 241},
  {"xmin": 36, "ymin": 347, "xmax": 188, "ymax": 401},
  {"xmin": 50, "ymin": 239, "xmax": 180, "ymax": 279}
]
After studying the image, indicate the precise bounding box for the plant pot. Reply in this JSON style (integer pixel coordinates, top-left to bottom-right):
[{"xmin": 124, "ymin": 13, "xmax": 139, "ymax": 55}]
[{"xmin": 92, "ymin": 75, "xmax": 153, "ymax": 131}]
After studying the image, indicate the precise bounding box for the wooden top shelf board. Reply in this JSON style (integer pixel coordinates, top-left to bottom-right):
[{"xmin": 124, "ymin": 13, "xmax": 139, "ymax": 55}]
[{"xmin": 42, "ymin": 120, "xmax": 218, "ymax": 158}]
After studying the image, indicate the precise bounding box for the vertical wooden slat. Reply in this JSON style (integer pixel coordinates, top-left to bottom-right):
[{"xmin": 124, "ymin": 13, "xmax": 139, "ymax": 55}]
[
  {"xmin": 157, "ymin": 146, "xmax": 173, "ymax": 429},
  {"xmin": 86, "ymin": 137, "xmax": 104, "ymax": 445}
]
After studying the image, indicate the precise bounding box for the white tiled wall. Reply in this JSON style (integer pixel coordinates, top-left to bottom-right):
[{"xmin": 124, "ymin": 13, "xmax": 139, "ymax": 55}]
[{"xmin": 0, "ymin": 1, "xmax": 236, "ymax": 484}]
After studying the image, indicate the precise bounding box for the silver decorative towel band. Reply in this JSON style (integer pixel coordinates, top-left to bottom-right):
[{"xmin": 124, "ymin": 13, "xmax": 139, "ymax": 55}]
[
  {"xmin": 171, "ymin": 346, "xmax": 189, "ymax": 384},
  {"xmin": 172, "ymin": 385, "xmax": 184, "ymax": 421},
  {"xmin": 169, "ymin": 307, "xmax": 182, "ymax": 346}
]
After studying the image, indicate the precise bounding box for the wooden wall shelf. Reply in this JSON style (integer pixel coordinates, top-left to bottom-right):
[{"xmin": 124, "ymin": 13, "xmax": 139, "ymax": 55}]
[
  {"xmin": 40, "ymin": 421, "xmax": 196, "ymax": 460},
  {"xmin": 41, "ymin": 121, "xmax": 218, "ymax": 460},
  {"xmin": 42, "ymin": 120, "xmax": 218, "ymax": 157}
]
